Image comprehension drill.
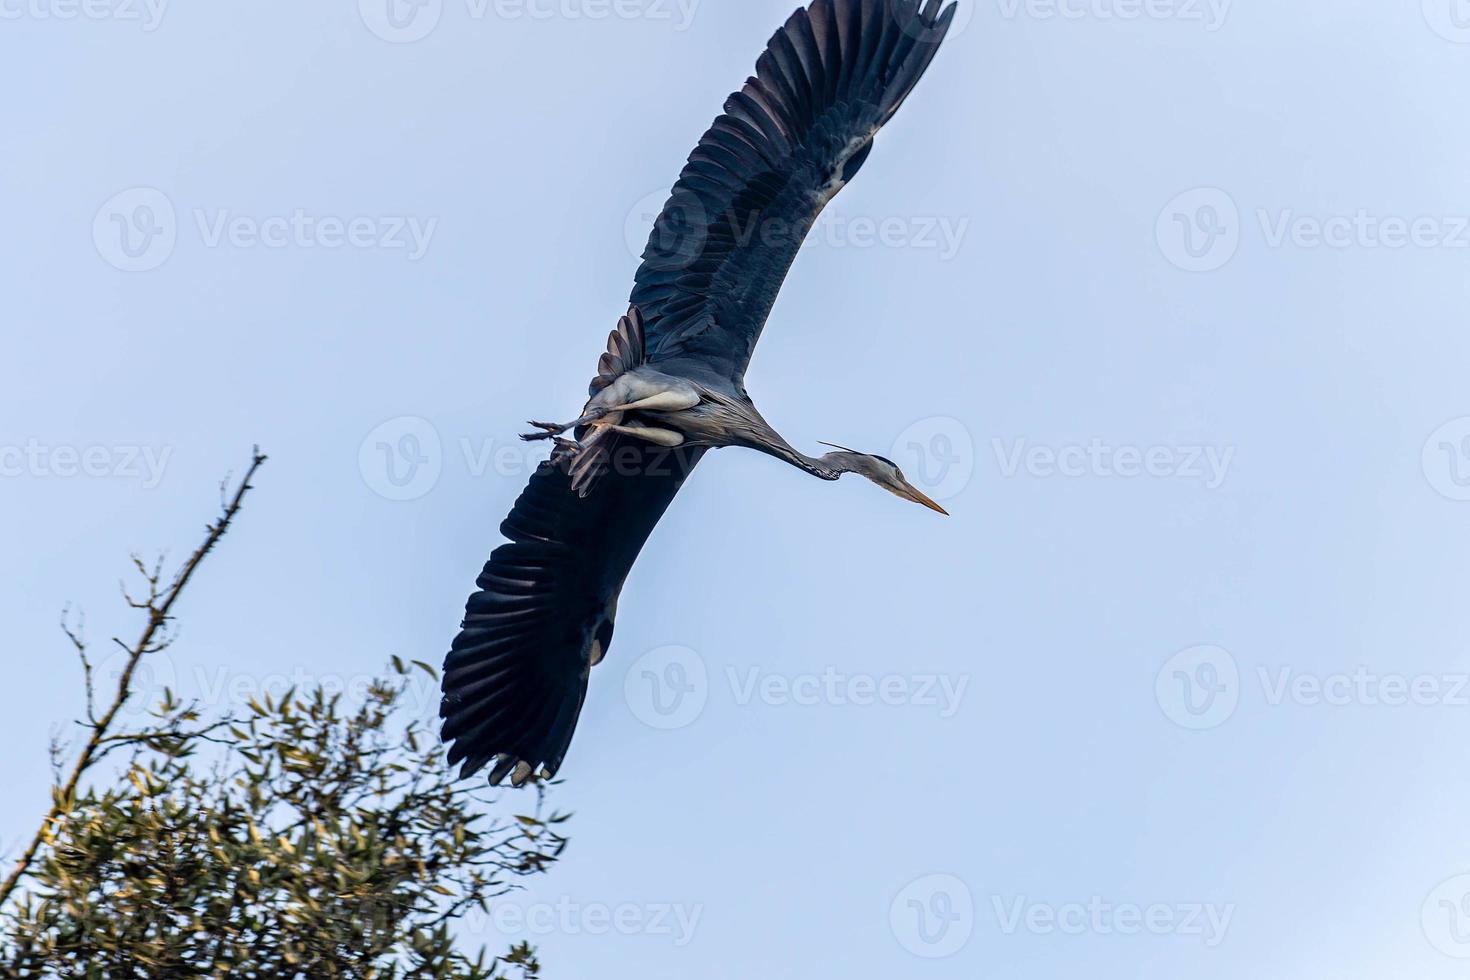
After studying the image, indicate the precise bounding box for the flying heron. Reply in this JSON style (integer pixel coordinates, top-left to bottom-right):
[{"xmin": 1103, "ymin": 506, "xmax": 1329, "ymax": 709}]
[{"xmin": 442, "ymin": 0, "xmax": 958, "ymax": 786}]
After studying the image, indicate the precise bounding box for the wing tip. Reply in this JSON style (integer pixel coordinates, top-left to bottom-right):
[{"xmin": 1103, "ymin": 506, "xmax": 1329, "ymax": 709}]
[
  {"xmin": 441, "ymin": 661, "xmax": 588, "ymax": 788},
  {"xmin": 627, "ymin": 0, "xmax": 956, "ymax": 373}
]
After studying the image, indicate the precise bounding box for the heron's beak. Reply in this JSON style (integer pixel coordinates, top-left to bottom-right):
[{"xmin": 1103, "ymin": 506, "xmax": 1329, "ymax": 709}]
[{"xmin": 896, "ymin": 480, "xmax": 949, "ymax": 516}]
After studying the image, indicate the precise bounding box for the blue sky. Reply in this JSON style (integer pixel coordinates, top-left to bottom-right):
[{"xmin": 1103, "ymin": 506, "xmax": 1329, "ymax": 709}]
[{"xmin": 5, "ymin": 0, "xmax": 1470, "ymax": 976}]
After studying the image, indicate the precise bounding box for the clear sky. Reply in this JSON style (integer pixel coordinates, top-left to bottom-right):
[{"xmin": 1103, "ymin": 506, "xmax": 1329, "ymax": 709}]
[{"xmin": 4, "ymin": 0, "xmax": 1470, "ymax": 976}]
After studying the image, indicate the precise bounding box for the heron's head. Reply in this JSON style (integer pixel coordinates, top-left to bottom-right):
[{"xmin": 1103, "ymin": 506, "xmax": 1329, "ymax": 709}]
[{"xmin": 817, "ymin": 442, "xmax": 949, "ymax": 515}]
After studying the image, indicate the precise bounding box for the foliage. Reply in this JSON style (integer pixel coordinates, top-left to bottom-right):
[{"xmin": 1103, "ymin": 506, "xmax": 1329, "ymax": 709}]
[{"xmin": 0, "ymin": 453, "xmax": 568, "ymax": 978}]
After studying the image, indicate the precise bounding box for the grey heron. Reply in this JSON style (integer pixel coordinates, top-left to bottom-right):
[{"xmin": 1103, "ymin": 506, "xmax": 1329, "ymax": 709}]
[{"xmin": 442, "ymin": 0, "xmax": 958, "ymax": 786}]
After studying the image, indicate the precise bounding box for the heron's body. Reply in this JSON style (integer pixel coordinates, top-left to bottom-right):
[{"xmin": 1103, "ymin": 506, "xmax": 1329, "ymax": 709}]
[{"xmin": 441, "ymin": 0, "xmax": 959, "ymax": 787}]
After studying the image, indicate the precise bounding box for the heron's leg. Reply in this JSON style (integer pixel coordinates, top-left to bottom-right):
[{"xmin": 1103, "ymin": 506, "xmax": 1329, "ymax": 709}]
[
  {"xmin": 522, "ymin": 387, "xmax": 699, "ymax": 442},
  {"xmin": 606, "ymin": 423, "xmax": 685, "ymax": 448},
  {"xmin": 522, "ymin": 407, "xmax": 614, "ymax": 441},
  {"xmin": 573, "ymin": 398, "xmax": 690, "ymax": 449},
  {"xmin": 603, "ymin": 390, "xmax": 701, "ymax": 413}
]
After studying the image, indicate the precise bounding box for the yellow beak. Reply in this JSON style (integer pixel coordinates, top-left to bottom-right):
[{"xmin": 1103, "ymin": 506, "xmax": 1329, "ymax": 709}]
[{"xmin": 900, "ymin": 484, "xmax": 949, "ymax": 516}]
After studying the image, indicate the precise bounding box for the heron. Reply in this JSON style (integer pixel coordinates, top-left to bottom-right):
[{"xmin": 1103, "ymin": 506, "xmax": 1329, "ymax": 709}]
[{"xmin": 441, "ymin": 0, "xmax": 958, "ymax": 786}]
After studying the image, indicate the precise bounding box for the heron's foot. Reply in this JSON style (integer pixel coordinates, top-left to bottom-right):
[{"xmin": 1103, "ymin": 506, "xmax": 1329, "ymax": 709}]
[
  {"xmin": 521, "ymin": 420, "xmax": 568, "ymax": 442},
  {"xmin": 546, "ymin": 417, "xmax": 619, "ymax": 466},
  {"xmin": 521, "ymin": 408, "xmax": 611, "ymax": 442}
]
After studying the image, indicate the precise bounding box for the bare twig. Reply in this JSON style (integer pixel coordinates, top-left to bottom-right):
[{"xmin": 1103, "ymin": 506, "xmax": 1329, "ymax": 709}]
[
  {"xmin": 59, "ymin": 607, "xmax": 95, "ymax": 725},
  {"xmin": 0, "ymin": 448, "xmax": 268, "ymax": 911}
]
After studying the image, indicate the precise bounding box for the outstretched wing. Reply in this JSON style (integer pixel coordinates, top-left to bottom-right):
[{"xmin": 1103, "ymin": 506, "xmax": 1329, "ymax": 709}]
[
  {"xmin": 441, "ymin": 445, "xmax": 704, "ymax": 785},
  {"xmin": 631, "ymin": 0, "xmax": 956, "ymax": 385}
]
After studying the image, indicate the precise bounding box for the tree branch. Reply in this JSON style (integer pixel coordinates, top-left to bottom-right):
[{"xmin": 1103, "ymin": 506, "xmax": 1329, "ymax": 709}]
[{"xmin": 0, "ymin": 448, "xmax": 268, "ymax": 911}]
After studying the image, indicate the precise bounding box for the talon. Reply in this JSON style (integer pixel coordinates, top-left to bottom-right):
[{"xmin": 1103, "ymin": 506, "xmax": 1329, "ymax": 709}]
[
  {"xmin": 522, "ymin": 420, "xmax": 566, "ymax": 442},
  {"xmin": 521, "ymin": 407, "xmax": 616, "ymax": 443}
]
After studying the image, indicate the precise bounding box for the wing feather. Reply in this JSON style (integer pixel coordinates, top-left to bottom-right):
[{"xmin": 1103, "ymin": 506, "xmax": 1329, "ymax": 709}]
[
  {"xmin": 629, "ymin": 0, "xmax": 955, "ymax": 383},
  {"xmin": 441, "ymin": 446, "xmax": 704, "ymax": 784}
]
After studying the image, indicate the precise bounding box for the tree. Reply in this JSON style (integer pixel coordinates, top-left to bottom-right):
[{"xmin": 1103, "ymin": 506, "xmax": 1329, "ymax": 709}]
[{"xmin": 0, "ymin": 451, "xmax": 568, "ymax": 978}]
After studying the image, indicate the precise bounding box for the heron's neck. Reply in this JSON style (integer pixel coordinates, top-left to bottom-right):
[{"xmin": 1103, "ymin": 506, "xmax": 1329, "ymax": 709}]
[
  {"xmin": 725, "ymin": 397, "xmax": 850, "ymax": 480},
  {"xmin": 749, "ymin": 431, "xmax": 854, "ymax": 482},
  {"xmin": 769, "ymin": 443, "xmax": 841, "ymax": 480}
]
